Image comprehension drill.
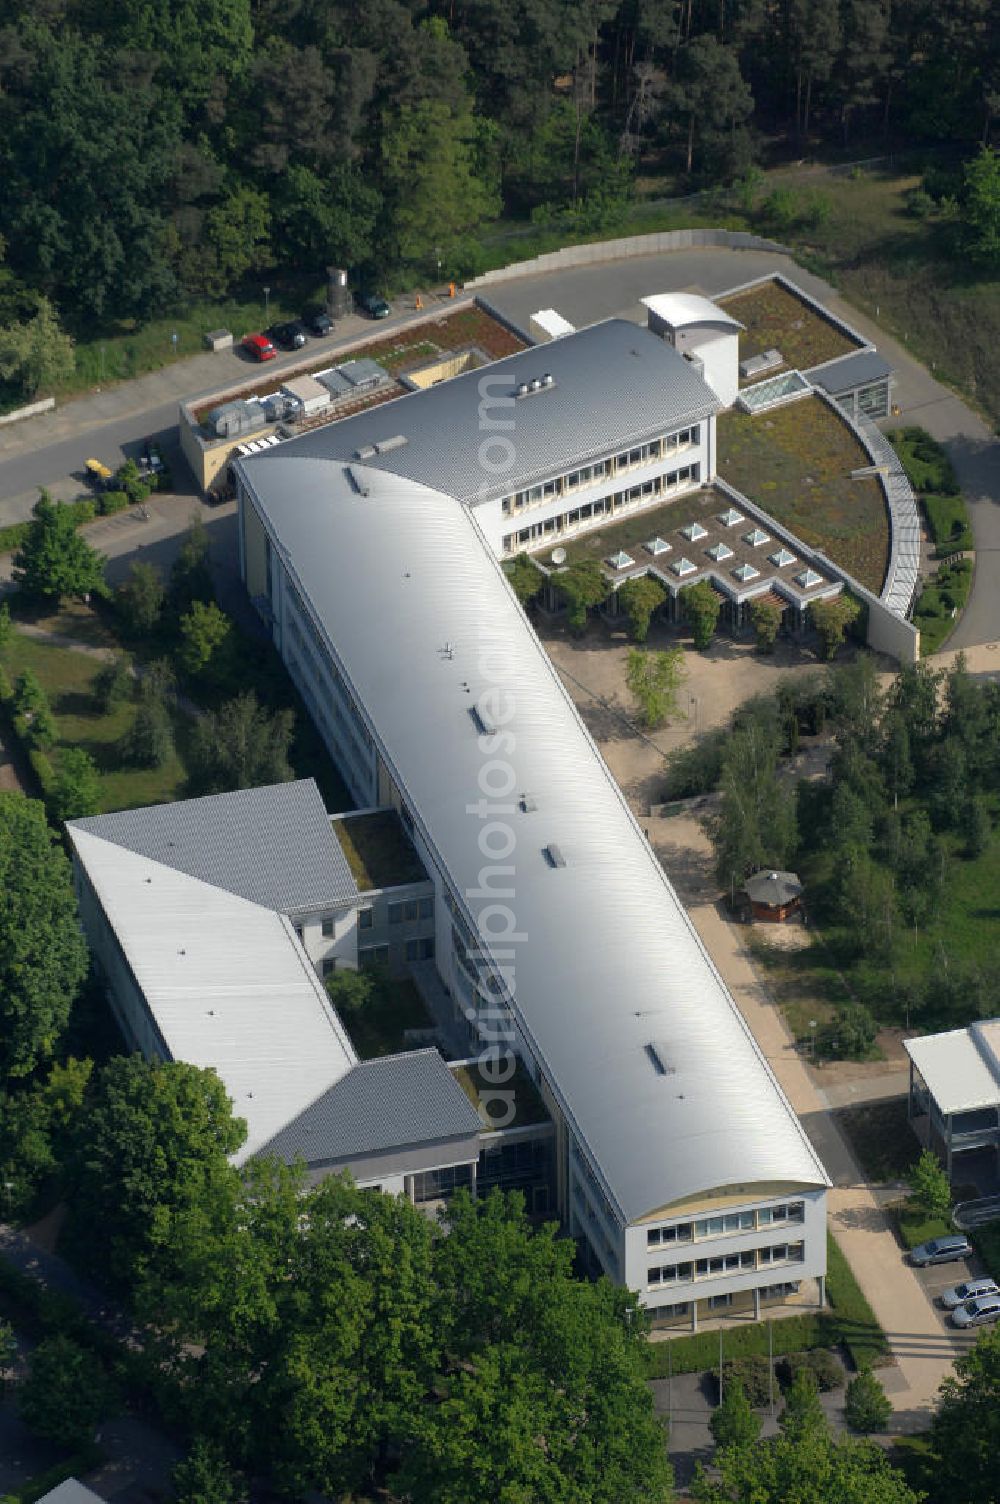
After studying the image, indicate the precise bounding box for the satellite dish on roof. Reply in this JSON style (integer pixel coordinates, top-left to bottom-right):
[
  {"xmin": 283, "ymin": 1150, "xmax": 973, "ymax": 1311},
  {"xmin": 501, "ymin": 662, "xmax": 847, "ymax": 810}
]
[{"xmin": 550, "ymin": 546, "xmax": 567, "ymax": 565}]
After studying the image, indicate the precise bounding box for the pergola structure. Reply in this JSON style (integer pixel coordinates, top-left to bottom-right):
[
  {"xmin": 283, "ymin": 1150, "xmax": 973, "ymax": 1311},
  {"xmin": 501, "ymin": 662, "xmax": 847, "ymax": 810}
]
[{"xmin": 904, "ymin": 1019, "xmax": 1000, "ymax": 1181}]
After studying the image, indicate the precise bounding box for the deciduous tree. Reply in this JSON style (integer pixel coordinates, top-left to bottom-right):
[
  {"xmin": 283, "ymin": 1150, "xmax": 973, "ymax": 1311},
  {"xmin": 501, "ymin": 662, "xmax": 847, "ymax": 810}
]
[
  {"xmin": 0, "ymin": 296, "xmax": 74, "ymax": 397},
  {"xmin": 187, "ymin": 691, "xmax": 294, "ymax": 794},
  {"xmin": 116, "ymin": 560, "xmax": 166, "ymax": 635},
  {"xmin": 809, "ymin": 595, "xmax": 860, "ymax": 660},
  {"xmin": 619, "ymin": 574, "xmax": 667, "ymax": 642},
  {"xmin": 18, "ymin": 1335, "xmax": 116, "ymax": 1449},
  {"xmin": 626, "ymin": 646, "xmax": 687, "ymax": 728},
  {"xmin": 933, "ymin": 1325, "xmax": 1000, "ymax": 1503},
  {"xmin": 0, "ymin": 794, "xmax": 88, "ymax": 1079},
  {"xmin": 680, "ymin": 579, "xmax": 722, "ymax": 649},
  {"xmin": 13, "ymin": 493, "xmax": 105, "ymax": 603},
  {"xmin": 70, "ymin": 1056, "xmax": 246, "ymax": 1292}
]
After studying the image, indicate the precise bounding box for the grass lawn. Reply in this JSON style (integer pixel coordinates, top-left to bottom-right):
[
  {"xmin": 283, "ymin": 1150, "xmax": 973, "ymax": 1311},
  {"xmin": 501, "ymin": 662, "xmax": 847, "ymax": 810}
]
[
  {"xmin": 344, "ymin": 976, "xmax": 435, "ymax": 1060},
  {"xmin": 719, "ymin": 278, "xmax": 861, "ymax": 376},
  {"xmin": 792, "ymin": 169, "xmax": 1000, "ymax": 431},
  {"xmin": 744, "ymin": 930, "xmax": 861, "ymax": 1050},
  {"xmin": 1, "ymin": 632, "xmax": 187, "ymax": 812},
  {"xmin": 835, "ymin": 1098, "xmax": 918, "ymax": 1182},
  {"xmin": 717, "ymin": 399, "xmax": 889, "ymax": 593},
  {"xmin": 895, "ymin": 1197, "xmax": 951, "ymax": 1251},
  {"xmin": 334, "ymin": 811, "xmax": 427, "ymax": 892},
  {"xmin": 912, "ymin": 556, "xmax": 972, "ymax": 655}
]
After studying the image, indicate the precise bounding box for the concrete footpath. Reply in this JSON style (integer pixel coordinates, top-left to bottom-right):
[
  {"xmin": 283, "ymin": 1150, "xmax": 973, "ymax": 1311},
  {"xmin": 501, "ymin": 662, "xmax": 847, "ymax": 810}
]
[{"xmin": 682, "ymin": 893, "xmax": 970, "ymax": 1429}]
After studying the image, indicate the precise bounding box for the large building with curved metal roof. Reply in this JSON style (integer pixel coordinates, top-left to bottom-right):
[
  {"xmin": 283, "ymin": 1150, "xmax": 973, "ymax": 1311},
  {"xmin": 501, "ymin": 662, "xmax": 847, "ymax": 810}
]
[{"xmin": 234, "ymin": 322, "xmax": 831, "ymax": 1325}]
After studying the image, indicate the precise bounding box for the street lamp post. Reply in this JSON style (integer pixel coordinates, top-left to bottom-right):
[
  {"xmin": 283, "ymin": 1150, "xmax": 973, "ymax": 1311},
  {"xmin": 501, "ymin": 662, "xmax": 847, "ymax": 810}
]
[
  {"xmin": 809, "ymin": 1018, "xmax": 817, "ymax": 1059},
  {"xmin": 263, "ymin": 285, "xmax": 271, "ymax": 319}
]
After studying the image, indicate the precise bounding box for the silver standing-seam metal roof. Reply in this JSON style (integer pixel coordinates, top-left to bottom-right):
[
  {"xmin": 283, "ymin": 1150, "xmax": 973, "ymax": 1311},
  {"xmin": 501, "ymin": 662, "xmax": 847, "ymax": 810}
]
[
  {"xmin": 250, "ymin": 319, "xmax": 719, "ymax": 507},
  {"xmin": 808, "ymin": 349, "xmax": 892, "ymax": 395},
  {"xmin": 71, "ymin": 780, "xmax": 358, "ymax": 915},
  {"xmin": 905, "ymin": 1019, "xmax": 1000, "ymax": 1117},
  {"xmin": 261, "ymin": 1049, "xmax": 483, "ymax": 1165},
  {"xmin": 237, "ymin": 455, "xmax": 830, "ymax": 1224}
]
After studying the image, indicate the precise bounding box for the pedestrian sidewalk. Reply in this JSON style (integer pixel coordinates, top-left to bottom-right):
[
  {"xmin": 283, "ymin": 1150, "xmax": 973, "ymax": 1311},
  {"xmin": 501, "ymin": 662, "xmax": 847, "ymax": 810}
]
[{"xmin": 685, "ymin": 896, "xmax": 966, "ymax": 1428}]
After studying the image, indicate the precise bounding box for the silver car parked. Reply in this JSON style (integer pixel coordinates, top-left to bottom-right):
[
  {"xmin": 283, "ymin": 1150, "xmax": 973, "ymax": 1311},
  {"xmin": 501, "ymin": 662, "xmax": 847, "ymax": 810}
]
[
  {"xmin": 951, "ymin": 1293, "xmax": 1000, "ymax": 1328},
  {"xmin": 909, "ymin": 1234, "xmax": 973, "ymax": 1267},
  {"xmin": 941, "ymin": 1277, "xmax": 999, "ymax": 1310}
]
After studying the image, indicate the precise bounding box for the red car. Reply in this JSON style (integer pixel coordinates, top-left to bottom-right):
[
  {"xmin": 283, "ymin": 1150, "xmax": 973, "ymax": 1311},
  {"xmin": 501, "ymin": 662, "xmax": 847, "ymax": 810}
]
[{"xmin": 243, "ymin": 333, "xmax": 277, "ymax": 362}]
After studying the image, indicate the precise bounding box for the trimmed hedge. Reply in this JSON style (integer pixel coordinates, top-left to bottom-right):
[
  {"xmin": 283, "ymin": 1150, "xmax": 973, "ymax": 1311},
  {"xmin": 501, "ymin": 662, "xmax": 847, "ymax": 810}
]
[
  {"xmin": 775, "ymin": 1346, "xmax": 843, "ymax": 1392},
  {"xmin": 887, "ymin": 426, "xmax": 959, "ymax": 495},
  {"xmin": 922, "ymin": 492, "xmax": 973, "ymax": 556},
  {"xmin": 971, "ymin": 1219, "xmax": 1000, "ymax": 1283}
]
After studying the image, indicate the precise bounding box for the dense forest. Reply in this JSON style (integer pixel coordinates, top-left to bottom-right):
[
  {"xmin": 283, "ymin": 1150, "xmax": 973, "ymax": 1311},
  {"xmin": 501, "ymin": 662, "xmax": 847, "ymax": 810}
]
[{"xmin": 0, "ymin": 0, "xmax": 996, "ymax": 343}]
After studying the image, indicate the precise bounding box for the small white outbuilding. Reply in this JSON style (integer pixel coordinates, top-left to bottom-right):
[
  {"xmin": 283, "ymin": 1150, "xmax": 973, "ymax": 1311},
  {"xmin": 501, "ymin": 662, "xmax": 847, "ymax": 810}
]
[{"xmin": 642, "ymin": 292, "xmax": 743, "ymax": 409}]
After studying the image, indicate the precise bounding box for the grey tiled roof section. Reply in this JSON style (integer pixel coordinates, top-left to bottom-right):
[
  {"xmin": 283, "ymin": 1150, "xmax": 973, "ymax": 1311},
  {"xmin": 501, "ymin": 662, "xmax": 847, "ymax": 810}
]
[
  {"xmin": 246, "ymin": 319, "xmax": 719, "ymax": 505},
  {"xmin": 70, "ymin": 779, "xmax": 358, "ymax": 913},
  {"xmin": 38, "ymin": 1483, "xmax": 105, "ymax": 1504},
  {"xmin": 261, "ymin": 1049, "xmax": 482, "ymax": 1164},
  {"xmin": 808, "ymin": 349, "xmax": 891, "ymax": 394}
]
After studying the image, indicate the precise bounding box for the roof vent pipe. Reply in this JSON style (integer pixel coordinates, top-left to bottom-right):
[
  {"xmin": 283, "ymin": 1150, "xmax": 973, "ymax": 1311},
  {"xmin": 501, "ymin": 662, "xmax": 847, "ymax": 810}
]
[
  {"xmin": 542, "ymin": 373, "xmax": 554, "ymax": 386},
  {"xmin": 530, "ymin": 377, "xmax": 542, "ymax": 391}
]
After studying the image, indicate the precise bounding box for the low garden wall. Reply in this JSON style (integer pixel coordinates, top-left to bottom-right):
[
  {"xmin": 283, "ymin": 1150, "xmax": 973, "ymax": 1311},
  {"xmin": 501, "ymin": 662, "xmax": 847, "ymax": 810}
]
[{"xmin": 464, "ymin": 229, "xmax": 792, "ymax": 290}]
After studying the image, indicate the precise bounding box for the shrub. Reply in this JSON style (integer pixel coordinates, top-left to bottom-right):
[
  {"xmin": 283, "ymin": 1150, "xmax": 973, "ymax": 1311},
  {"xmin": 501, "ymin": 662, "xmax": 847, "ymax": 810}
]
[
  {"xmin": 48, "ymin": 748, "xmax": 101, "ymax": 823},
  {"xmin": 98, "ymin": 490, "xmax": 129, "ymax": 516},
  {"xmin": 887, "ymin": 426, "xmax": 959, "ymax": 495},
  {"xmin": 921, "ymin": 493, "xmax": 972, "ymax": 555},
  {"xmin": 93, "ymin": 652, "xmax": 133, "ymax": 714},
  {"xmin": 118, "ymin": 697, "xmax": 173, "ymax": 769},
  {"xmin": 710, "ymin": 1378, "xmax": 763, "ymax": 1448},
  {"xmin": 817, "ymin": 1002, "xmax": 878, "ymax": 1060},
  {"xmin": 719, "ymin": 1355, "xmax": 775, "ymax": 1407},
  {"xmin": 116, "ymin": 560, "xmax": 166, "ymax": 635},
  {"xmin": 503, "ymin": 553, "xmax": 544, "ymax": 606},
  {"xmin": 18, "ymin": 1334, "xmax": 116, "ymax": 1449},
  {"xmin": 909, "ymin": 1149, "xmax": 952, "ymax": 1221},
  {"xmin": 775, "ymin": 1348, "xmax": 843, "ymax": 1393},
  {"xmin": 553, "ymin": 559, "xmax": 609, "ymax": 634},
  {"xmin": 619, "ymin": 575, "xmax": 667, "ymax": 643},
  {"xmin": 809, "ymin": 594, "xmax": 860, "ymax": 660},
  {"xmin": 679, "ymin": 579, "xmax": 721, "ymax": 649},
  {"xmin": 664, "ymin": 729, "xmax": 728, "ymax": 798},
  {"xmin": 750, "ymin": 596, "xmax": 783, "ymax": 653},
  {"xmin": 895, "ymin": 1196, "xmax": 951, "ymax": 1251},
  {"xmin": 845, "ymin": 1366, "xmax": 892, "ymax": 1432}
]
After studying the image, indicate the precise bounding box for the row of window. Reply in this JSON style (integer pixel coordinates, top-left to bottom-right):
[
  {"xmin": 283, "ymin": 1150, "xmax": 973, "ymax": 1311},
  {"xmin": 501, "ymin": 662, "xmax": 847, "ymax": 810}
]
[
  {"xmin": 646, "ymin": 1202, "xmax": 805, "ymax": 1247},
  {"xmin": 499, "ymin": 428, "xmax": 700, "ymax": 515},
  {"xmin": 573, "ymin": 1189, "xmax": 620, "ymax": 1277},
  {"xmin": 388, "ymin": 897, "xmax": 434, "ymax": 924},
  {"xmin": 501, "ymin": 463, "xmax": 701, "ymax": 556},
  {"xmin": 646, "ymin": 1281, "xmax": 801, "ymax": 1323},
  {"xmin": 357, "ymin": 937, "xmax": 436, "ymax": 969},
  {"xmin": 648, "ymin": 1242, "xmax": 806, "ymax": 1287}
]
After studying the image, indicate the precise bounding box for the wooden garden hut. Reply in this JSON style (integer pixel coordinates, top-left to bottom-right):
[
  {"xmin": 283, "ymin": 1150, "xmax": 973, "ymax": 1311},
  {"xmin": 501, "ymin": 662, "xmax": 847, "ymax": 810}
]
[{"xmin": 744, "ymin": 869, "xmax": 804, "ymax": 922}]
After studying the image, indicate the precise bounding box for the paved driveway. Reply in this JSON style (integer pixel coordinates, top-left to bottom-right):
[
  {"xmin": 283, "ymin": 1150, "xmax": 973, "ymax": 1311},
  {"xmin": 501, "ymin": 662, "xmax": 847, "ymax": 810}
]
[{"xmin": 482, "ymin": 249, "xmax": 1000, "ymax": 650}]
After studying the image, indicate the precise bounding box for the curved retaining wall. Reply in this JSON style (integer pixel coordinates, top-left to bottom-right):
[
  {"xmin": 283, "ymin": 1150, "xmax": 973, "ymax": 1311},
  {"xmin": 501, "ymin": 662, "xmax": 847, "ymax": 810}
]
[{"xmin": 465, "ymin": 229, "xmax": 792, "ymax": 290}]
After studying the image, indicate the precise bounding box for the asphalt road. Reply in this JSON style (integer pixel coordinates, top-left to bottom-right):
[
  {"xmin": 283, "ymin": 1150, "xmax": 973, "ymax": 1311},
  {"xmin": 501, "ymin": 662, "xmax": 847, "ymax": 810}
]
[{"xmin": 1, "ymin": 250, "xmax": 997, "ymax": 644}]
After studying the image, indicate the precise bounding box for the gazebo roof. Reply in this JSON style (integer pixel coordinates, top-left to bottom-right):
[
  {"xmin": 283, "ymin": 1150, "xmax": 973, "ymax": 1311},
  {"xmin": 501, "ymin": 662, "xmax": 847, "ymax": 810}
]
[{"xmin": 744, "ymin": 870, "xmax": 803, "ymax": 907}]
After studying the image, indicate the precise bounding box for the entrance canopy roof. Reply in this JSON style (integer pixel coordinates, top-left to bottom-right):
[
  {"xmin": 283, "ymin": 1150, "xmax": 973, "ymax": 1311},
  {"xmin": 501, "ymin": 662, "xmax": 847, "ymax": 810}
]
[{"xmin": 905, "ymin": 1019, "xmax": 1000, "ymax": 1116}]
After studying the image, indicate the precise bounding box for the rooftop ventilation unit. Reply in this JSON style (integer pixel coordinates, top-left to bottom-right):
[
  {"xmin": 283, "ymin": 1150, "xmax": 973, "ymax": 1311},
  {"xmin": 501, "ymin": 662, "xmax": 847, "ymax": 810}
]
[
  {"xmin": 516, "ymin": 381, "xmax": 530, "ymax": 398},
  {"xmin": 519, "ymin": 794, "xmax": 538, "ymax": 813},
  {"xmin": 543, "ymin": 843, "xmax": 566, "ymax": 869},
  {"xmin": 356, "ymin": 444, "xmax": 377, "ymax": 460},
  {"xmin": 542, "ymin": 373, "xmax": 554, "ymax": 386},
  {"xmin": 345, "ymin": 465, "xmax": 369, "ymax": 496},
  {"xmin": 469, "ymin": 705, "xmax": 495, "ymax": 737},
  {"xmin": 530, "ymin": 377, "xmax": 543, "ymax": 391},
  {"xmin": 645, "ymin": 1042, "xmax": 677, "ymax": 1076},
  {"xmin": 375, "ymin": 434, "xmax": 408, "ymax": 454}
]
